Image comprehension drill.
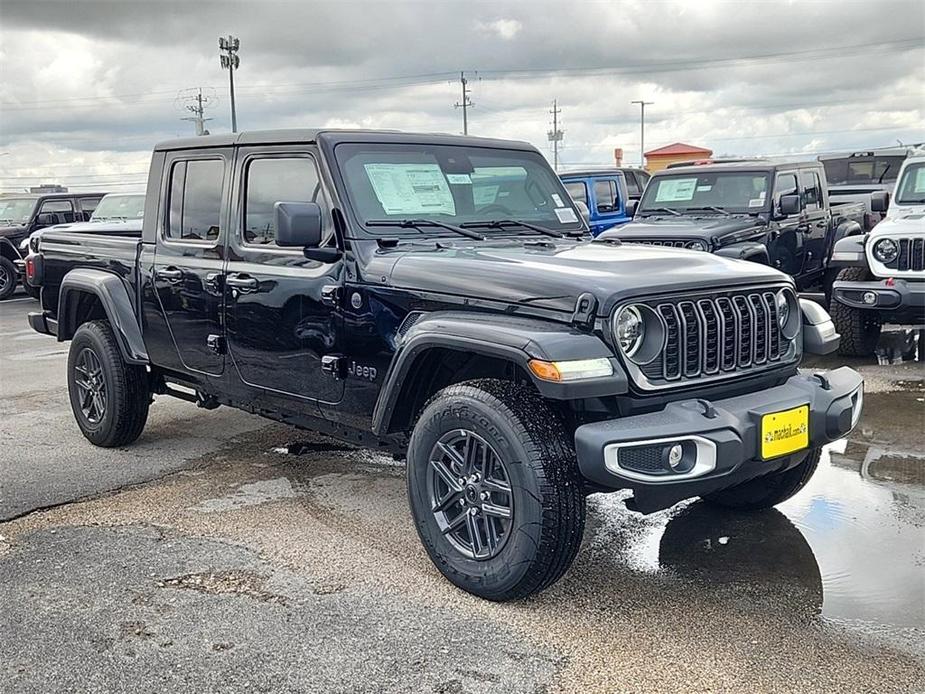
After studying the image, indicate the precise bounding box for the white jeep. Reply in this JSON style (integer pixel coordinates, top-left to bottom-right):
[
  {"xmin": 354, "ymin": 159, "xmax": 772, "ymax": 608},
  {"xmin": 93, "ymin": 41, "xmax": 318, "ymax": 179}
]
[{"xmin": 829, "ymin": 153, "xmax": 925, "ymax": 356}]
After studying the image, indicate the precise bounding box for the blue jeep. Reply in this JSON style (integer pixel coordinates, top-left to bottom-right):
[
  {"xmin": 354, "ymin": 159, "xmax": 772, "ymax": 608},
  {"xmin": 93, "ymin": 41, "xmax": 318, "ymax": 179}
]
[{"xmin": 559, "ymin": 169, "xmax": 637, "ymax": 235}]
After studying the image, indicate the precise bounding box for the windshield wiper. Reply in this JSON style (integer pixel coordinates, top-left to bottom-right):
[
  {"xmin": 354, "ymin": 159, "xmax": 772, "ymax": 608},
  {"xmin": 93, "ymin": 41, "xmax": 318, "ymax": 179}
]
[
  {"xmin": 639, "ymin": 207, "xmax": 682, "ymax": 217},
  {"xmin": 683, "ymin": 206, "xmax": 731, "ymax": 216},
  {"xmin": 459, "ymin": 219, "xmax": 573, "ymax": 238},
  {"xmin": 365, "ymin": 218, "xmax": 485, "ymax": 240}
]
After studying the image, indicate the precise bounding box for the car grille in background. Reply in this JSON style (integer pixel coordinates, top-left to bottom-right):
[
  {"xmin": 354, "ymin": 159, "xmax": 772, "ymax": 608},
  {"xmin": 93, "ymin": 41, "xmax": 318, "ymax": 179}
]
[
  {"xmin": 896, "ymin": 238, "xmax": 925, "ymax": 272},
  {"xmin": 626, "ymin": 239, "xmax": 686, "ymax": 248},
  {"xmin": 640, "ymin": 290, "xmax": 786, "ymax": 384}
]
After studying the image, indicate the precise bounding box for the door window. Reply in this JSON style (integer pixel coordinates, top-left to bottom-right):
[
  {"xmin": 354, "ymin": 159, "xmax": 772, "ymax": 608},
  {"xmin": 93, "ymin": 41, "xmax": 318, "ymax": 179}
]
[
  {"xmin": 800, "ymin": 170, "xmax": 822, "ymax": 211},
  {"xmin": 167, "ymin": 159, "xmax": 224, "ymax": 242},
  {"xmin": 78, "ymin": 196, "xmax": 102, "ymax": 216},
  {"xmin": 624, "ymin": 173, "xmax": 641, "ymax": 198},
  {"xmin": 243, "ymin": 157, "xmax": 325, "ymax": 245},
  {"xmin": 775, "ymin": 173, "xmax": 799, "ymax": 212},
  {"xmin": 38, "ymin": 199, "xmax": 76, "ymax": 224},
  {"xmin": 594, "ymin": 179, "xmax": 617, "ymax": 212},
  {"xmin": 563, "ymin": 181, "xmax": 587, "ymax": 206}
]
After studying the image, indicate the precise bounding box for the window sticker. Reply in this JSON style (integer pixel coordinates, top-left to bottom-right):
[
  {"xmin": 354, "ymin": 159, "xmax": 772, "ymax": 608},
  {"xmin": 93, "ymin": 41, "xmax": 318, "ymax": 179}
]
[
  {"xmin": 555, "ymin": 207, "xmax": 578, "ymax": 223},
  {"xmin": 696, "ymin": 185, "xmax": 712, "ymax": 192},
  {"xmin": 363, "ymin": 163, "xmax": 456, "ymax": 215},
  {"xmin": 446, "ymin": 173, "xmax": 471, "ymax": 185},
  {"xmin": 655, "ymin": 178, "xmax": 698, "ymax": 202},
  {"xmin": 473, "ymin": 185, "xmax": 500, "ymax": 206},
  {"xmin": 748, "ymin": 198, "xmax": 765, "ymax": 207},
  {"xmin": 551, "ymin": 193, "xmax": 564, "ymax": 206},
  {"xmin": 914, "ymin": 167, "xmax": 925, "ymax": 192}
]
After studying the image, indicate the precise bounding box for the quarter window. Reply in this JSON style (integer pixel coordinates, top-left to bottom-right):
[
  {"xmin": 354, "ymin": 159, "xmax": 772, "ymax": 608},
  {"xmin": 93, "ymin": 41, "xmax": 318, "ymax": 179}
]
[
  {"xmin": 624, "ymin": 174, "xmax": 641, "ymax": 197},
  {"xmin": 167, "ymin": 159, "xmax": 224, "ymax": 241},
  {"xmin": 243, "ymin": 157, "xmax": 323, "ymax": 245}
]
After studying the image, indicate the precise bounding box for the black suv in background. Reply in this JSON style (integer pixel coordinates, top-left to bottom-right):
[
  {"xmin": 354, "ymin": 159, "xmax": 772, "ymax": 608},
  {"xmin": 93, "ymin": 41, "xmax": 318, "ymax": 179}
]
[{"xmin": 0, "ymin": 192, "xmax": 106, "ymax": 299}]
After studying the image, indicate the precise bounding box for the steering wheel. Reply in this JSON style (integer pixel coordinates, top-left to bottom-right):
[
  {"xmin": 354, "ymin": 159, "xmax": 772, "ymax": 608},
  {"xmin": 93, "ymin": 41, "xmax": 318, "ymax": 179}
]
[{"xmin": 478, "ymin": 203, "xmax": 514, "ymax": 216}]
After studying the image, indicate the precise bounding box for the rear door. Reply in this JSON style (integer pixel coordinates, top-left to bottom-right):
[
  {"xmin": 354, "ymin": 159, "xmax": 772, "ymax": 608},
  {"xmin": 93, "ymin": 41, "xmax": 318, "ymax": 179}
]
[
  {"xmin": 769, "ymin": 171, "xmax": 804, "ymax": 277},
  {"xmin": 590, "ymin": 177, "xmax": 627, "ymax": 233},
  {"xmin": 223, "ymin": 146, "xmax": 344, "ymax": 404},
  {"xmin": 798, "ymin": 168, "xmax": 830, "ymax": 275},
  {"xmin": 149, "ymin": 149, "xmax": 230, "ymax": 376},
  {"xmin": 76, "ymin": 195, "xmax": 103, "ymax": 221}
]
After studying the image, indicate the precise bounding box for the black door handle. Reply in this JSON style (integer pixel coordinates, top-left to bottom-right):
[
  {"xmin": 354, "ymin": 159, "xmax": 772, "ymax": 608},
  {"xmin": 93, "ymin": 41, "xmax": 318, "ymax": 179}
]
[
  {"xmin": 155, "ymin": 267, "xmax": 182, "ymax": 282},
  {"xmin": 226, "ymin": 274, "xmax": 259, "ymax": 291}
]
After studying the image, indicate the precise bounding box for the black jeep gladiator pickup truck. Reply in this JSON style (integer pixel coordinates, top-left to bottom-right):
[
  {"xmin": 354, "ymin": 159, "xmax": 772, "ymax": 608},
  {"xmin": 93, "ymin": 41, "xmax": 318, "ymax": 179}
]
[
  {"xmin": 26, "ymin": 130, "xmax": 862, "ymax": 601},
  {"xmin": 597, "ymin": 161, "xmax": 884, "ymax": 293}
]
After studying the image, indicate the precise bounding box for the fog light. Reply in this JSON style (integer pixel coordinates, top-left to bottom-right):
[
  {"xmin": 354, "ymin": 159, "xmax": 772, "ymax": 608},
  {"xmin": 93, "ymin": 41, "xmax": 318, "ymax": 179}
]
[
  {"xmin": 862, "ymin": 291, "xmax": 877, "ymax": 305},
  {"xmin": 667, "ymin": 444, "xmax": 684, "ymax": 469}
]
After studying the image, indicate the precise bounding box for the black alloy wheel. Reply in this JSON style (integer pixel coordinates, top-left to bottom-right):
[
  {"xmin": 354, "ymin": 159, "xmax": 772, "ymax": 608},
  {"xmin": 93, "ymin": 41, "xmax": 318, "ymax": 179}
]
[
  {"xmin": 428, "ymin": 429, "xmax": 514, "ymax": 560},
  {"xmin": 73, "ymin": 347, "xmax": 108, "ymax": 425}
]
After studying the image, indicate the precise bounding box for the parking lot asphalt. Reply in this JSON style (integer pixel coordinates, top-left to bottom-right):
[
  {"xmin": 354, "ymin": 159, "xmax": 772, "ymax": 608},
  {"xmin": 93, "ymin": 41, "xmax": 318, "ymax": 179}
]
[{"xmin": 1, "ymin": 293, "xmax": 923, "ymax": 693}]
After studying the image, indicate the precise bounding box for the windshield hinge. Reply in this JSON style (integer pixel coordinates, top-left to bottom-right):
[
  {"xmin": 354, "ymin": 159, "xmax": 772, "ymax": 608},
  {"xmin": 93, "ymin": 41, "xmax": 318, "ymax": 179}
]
[{"xmin": 571, "ymin": 292, "xmax": 597, "ymax": 330}]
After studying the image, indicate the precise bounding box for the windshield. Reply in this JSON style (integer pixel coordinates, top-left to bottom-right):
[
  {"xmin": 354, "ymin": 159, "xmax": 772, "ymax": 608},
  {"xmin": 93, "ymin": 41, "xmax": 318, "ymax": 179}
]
[
  {"xmin": 334, "ymin": 143, "xmax": 584, "ymax": 233},
  {"xmin": 822, "ymin": 155, "xmax": 906, "ymax": 187},
  {"xmin": 0, "ymin": 198, "xmax": 37, "ymax": 224},
  {"xmin": 894, "ymin": 162, "xmax": 925, "ymax": 205},
  {"xmin": 90, "ymin": 194, "xmax": 146, "ymax": 221},
  {"xmin": 638, "ymin": 172, "xmax": 770, "ymax": 214}
]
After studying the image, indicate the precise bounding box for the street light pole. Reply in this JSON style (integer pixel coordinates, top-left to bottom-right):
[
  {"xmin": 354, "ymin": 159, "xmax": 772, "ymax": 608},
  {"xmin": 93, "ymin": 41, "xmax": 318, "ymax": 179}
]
[
  {"xmin": 219, "ymin": 35, "xmax": 241, "ymax": 133},
  {"xmin": 631, "ymin": 100, "xmax": 653, "ymax": 168}
]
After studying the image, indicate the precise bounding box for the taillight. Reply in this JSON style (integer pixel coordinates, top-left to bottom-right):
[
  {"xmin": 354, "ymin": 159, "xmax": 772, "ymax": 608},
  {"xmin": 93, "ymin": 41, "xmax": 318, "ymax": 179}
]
[
  {"xmin": 24, "ymin": 254, "xmax": 43, "ymax": 286},
  {"xmin": 25, "ymin": 256, "xmax": 35, "ymax": 282}
]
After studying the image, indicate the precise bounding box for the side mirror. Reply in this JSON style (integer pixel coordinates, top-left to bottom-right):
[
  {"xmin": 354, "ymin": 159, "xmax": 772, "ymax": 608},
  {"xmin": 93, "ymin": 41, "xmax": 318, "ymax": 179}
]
[
  {"xmin": 574, "ymin": 200, "xmax": 591, "ymax": 224},
  {"xmin": 625, "ymin": 200, "xmax": 638, "ymax": 217},
  {"xmin": 779, "ymin": 194, "xmax": 801, "ymax": 217},
  {"xmin": 274, "ymin": 201, "xmax": 322, "ymax": 248},
  {"xmin": 34, "ymin": 213, "xmax": 57, "ymax": 228},
  {"xmin": 870, "ymin": 191, "xmax": 889, "ymax": 213}
]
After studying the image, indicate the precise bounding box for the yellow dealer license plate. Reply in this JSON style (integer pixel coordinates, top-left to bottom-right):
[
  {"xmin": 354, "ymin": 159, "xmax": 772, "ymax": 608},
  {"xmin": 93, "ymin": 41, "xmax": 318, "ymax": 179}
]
[{"xmin": 761, "ymin": 405, "xmax": 809, "ymax": 460}]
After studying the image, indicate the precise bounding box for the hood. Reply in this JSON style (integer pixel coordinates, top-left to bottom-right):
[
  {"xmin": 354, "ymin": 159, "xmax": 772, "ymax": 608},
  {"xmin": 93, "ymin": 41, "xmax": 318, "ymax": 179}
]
[
  {"xmin": 385, "ymin": 239, "xmax": 788, "ymax": 315},
  {"xmin": 0, "ymin": 224, "xmax": 27, "ymax": 240},
  {"xmin": 875, "ymin": 206, "xmax": 925, "ymax": 235},
  {"xmin": 599, "ymin": 216, "xmax": 763, "ymax": 243}
]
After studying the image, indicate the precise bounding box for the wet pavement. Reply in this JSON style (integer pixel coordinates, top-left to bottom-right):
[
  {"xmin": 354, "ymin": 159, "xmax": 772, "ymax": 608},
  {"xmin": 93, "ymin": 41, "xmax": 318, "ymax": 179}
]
[{"xmin": 1, "ymin": 296, "xmax": 923, "ymax": 692}]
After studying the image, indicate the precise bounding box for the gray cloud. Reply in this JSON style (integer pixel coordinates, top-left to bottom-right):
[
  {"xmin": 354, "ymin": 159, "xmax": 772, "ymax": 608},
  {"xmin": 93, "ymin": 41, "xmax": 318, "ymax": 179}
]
[{"xmin": 1, "ymin": 0, "xmax": 923, "ymax": 191}]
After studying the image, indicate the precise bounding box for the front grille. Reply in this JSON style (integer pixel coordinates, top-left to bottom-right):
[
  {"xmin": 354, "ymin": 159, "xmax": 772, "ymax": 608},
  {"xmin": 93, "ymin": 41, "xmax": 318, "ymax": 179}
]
[
  {"xmin": 638, "ymin": 288, "xmax": 790, "ymax": 386},
  {"xmin": 626, "ymin": 239, "xmax": 686, "ymax": 248},
  {"xmin": 895, "ymin": 238, "xmax": 925, "ymax": 272}
]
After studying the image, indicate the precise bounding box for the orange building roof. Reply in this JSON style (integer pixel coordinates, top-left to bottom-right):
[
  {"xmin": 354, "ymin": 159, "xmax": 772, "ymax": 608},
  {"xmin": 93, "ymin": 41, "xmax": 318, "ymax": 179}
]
[{"xmin": 644, "ymin": 142, "xmax": 713, "ymax": 157}]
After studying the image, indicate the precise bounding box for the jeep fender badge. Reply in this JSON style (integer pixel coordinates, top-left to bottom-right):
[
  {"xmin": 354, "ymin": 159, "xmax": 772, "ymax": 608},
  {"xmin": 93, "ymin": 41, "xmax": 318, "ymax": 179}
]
[{"xmin": 351, "ymin": 292, "xmax": 363, "ymax": 309}]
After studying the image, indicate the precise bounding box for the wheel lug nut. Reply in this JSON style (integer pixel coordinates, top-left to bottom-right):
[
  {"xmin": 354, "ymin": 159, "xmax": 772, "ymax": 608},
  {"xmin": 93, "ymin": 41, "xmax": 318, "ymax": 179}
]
[
  {"xmin": 479, "ymin": 491, "xmax": 489, "ymax": 501},
  {"xmin": 457, "ymin": 478, "xmax": 465, "ymax": 486},
  {"xmin": 468, "ymin": 507, "xmax": 478, "ymax": 516}
]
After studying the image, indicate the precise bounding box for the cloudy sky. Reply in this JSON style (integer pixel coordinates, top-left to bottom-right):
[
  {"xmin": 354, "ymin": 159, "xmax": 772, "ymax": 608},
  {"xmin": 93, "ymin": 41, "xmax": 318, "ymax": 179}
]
[{"xmin": 1, "ymin": 0, "xmax": 923, "ymax": 193}]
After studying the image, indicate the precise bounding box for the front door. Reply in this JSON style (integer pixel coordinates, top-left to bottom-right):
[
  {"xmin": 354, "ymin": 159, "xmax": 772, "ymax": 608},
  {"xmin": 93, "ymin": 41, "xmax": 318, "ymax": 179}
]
[
  {"xmin": 768, "ymin": 171, "xmax": 804, "ymax": 277},
  {"xmin": 149, "ymin": 151, "xmax": 230, "ymax": 376},
  {"xmin": 798, "ymin": 169, "xmax": 830, "ymax": 277},
  {"xmin": 223, "ymin": 147, "xmax": 344, "ymax": 405}
]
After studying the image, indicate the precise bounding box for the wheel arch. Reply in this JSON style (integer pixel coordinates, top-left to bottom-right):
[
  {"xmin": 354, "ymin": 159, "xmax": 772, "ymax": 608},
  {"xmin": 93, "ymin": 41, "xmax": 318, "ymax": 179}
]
[
  {"xmin": 715, "ymin": 241, "xmax": 770, "ymax": 265},
  {"xmin": 58, "ymin": 268, "xmax": 148, "ymax": 364},
  {"xmin": 0, "ymin": 237, "xmax": 23, "ymax": 262}
]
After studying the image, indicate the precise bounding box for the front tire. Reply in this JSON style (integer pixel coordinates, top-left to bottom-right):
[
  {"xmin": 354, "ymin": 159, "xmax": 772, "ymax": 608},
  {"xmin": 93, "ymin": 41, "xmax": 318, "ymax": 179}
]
[
  {"xmin": 829, "ymin": 267, "xmax": 882, "ymax": 356},
  {"xmin": 407, "ymin": 379, "xmax": 585, "ymax": 601},
  {"xmin": 702, "ymin": 448, "xmax": 822, "ymax": 510},
  {"xmin": 0, "ymin": 256, "xmax": 17, "ymax": 300},
  {"xmin": 67, "ymin": 320, "xmax": 150, "ymax": 447}
]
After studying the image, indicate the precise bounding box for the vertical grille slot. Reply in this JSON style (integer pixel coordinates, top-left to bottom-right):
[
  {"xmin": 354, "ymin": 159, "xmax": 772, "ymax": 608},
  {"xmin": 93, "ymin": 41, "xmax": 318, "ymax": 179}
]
[
  {"xmin": 678, "ymin": 302, "xmax": 701, "ymax": 377},
  {"xmin": 892, "ymin": 238, "xmax": 924, "ymax": 272},
  {"xmin": 658, "ymin": 304, "xmax": 681, "ymax": 380},
  {"xmin": 716, "ymin": 297, "xmax": 737, "ymax": 371},
  {"xmin": 749, "ymin": 294, "xmax": 769, "ymax": 364},
  {"xmin": 698, "ymin": 299, "xmax": 721, "ymax": 374},
  {"xmin": 914, "ymin": 238, "xmax": 924, "ymax": 272},
  {"xmin": 763, "ymin": 292, "xmax": 781, "ymax": 359},
  {"xmin": 733, "ymin": 296, "xmax": 752, "ymax": 367}
]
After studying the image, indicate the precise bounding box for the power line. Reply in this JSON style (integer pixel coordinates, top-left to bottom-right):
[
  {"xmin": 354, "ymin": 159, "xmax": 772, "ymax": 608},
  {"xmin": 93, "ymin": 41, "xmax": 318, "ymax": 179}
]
[
  {"xmin": 454, "ymin": 72, "xmax": 474, "ymax": 135},
  {"xmin": 547, "ymin": 100, "xmax": 563, "ymax": 171},
  {"xmin": 178, "ymin": 87, "xmax": 213, "ymax": 136}
]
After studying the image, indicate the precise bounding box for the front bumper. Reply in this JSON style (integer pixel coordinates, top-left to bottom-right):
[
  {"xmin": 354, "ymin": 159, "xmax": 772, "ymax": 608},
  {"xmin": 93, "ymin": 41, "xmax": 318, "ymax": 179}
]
[
  {"xmin": 574, "ymin": 367, "xmax": 863, "ymax": 513},
  {"xmin": 832, "ymin": 277, "xmax": 925, "ymax": 323}
]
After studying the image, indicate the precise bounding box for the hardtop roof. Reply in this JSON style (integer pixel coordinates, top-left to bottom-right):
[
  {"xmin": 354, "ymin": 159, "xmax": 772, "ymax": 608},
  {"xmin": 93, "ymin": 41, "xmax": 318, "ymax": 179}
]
[{"xmin": 651, "ymin": 160, "xmax": 822, "ymax": 176}]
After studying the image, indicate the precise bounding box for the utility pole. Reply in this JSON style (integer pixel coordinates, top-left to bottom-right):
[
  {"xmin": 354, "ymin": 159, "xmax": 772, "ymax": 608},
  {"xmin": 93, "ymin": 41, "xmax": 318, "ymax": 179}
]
[
  {"xmin": 547, "ymin": 100, "xmax": 564, "ymax": 171},
  {"xmin": 631, "ymin": 100, "xmax": 653, "ymax": 168},
  {"xmin": 219, "ymin": 35, "xmax": 240, "ymax": 133},
  {"xmin": 179, "ymin": 87, "xmax": 213, "ymax": 136},
  {"xmin": 454, "ymin": 71, "xmax": 474, "ymax": 135}
]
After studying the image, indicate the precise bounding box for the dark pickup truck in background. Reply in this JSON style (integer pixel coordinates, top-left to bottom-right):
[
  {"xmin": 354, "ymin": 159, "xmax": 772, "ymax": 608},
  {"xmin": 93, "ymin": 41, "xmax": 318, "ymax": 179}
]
[
  {"xmin": 25, "ymin": 129, "xmax": 860, "ymax": 601},
  {"xmin": 0, "ymin": 191, "xmax": 106, "ymax": 300},
  {"xmin": 598, "ymin": 160, "xmax": 883, "ymax": 293},
  {"xmin": 819, "ymin": 147, "xmax": 913, "ymax": 221}
]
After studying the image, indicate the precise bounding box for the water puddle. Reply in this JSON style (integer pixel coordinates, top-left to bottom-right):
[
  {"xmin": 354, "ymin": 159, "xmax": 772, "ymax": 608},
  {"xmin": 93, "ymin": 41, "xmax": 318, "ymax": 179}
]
[{"xmin": 586, "ymin": 388, "xmax": 925, "ymax": 655}]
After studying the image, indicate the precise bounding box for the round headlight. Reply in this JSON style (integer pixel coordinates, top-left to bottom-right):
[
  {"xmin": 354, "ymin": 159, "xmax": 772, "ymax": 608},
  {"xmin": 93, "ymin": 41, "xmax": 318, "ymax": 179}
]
[
  {"xmin": 615, "ymin": 305, "xmax": 644, "ymax": 357},
  {"xmin": 775, "ymin": 290, "xmax": 790, "ymax": 329},
  {"xmin": 685, "ymin": 240, "xmax": 709, "ymax": 252},
  {"xmin": 776, "ymin": 288, "xmax": 800, "ymax": 340},
  {"xmin": 872, "ymin": 238, "xmax": 898, "ymax": 263}
]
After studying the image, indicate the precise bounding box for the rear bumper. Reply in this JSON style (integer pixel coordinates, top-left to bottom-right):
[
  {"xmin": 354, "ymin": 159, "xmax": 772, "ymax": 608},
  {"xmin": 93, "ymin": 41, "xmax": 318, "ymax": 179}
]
[
  {"xmin": 832, "ymin": 277, "xmax": 925, "ymax": 323},
  {"xmin": 574, "ymin": 367, "xmax": 863, "ymax": 513},
  {"xmin": 28, "ymin": 311, "xmax": 58, "ymax": 337}
]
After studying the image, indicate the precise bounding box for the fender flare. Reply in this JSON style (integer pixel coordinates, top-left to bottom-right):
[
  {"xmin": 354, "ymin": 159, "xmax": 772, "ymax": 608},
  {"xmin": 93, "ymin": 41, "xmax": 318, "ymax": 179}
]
[
  {"xmin": 0, "ymin": 237, "xmax": 23, "ymax": 261},
  {"xmin": 371, "ymin": 311, "xmax": 627, "ymax": 436},
  {"xmin": 57, "ymin": 268, "xmax": 149, "ymax": 364},
  {"xmin": 828, "ymin": 234, "xmax": 868, "ymax": 269},
  {"xmin": 715, "ymin": 241, "xmax": 769, "ymax": 265},
  {"xmin": 834, "ymin": 219, "xmax": 862, "ymax": 244}
]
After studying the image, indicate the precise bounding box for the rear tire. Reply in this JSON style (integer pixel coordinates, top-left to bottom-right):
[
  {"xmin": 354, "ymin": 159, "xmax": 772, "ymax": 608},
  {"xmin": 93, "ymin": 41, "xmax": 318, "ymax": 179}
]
[
  {"xmin": 407, "ymin": 379, "xmax": 585, "ymax": 601},
  {"xmin": 702, "ymin": 448, "xmax": 822, "ymax": 511},
  {"xmin": 67, "ymin": 320, "xmax": 150, "ymax": 447},
  {"xmin": 830, "ymin": 267, "xmax": 882, "ymax": 356},
  {"xmin": 0, "ymin": 256, "xmax": 17, "ymax": 300}
]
